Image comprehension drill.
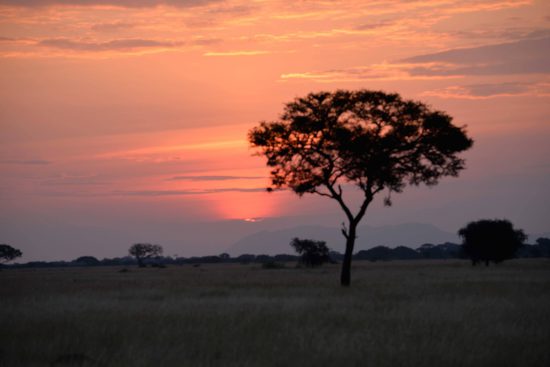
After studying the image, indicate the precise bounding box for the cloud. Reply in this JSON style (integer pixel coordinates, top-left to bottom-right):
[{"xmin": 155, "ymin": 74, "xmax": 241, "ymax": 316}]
[
  {"xmin": 444, "ymin": 28, "xmax": 550, "ymax": 44},
  {"xmin": 206, "ymin": 3, "xmax": 253, "ymax": 16},
  {"xmin": 41, "ymin": 178, "xmax": 109, "ymax": 186},
  {"xmin": 0, "ymin": 159, "xmax": 51, "ymax": 165},
  {"xmin": 90, "ymin": 22, "xmax": 136, "ymax": 33},
  {"xmin": 0, "ymin": 0, "xmax": 221, "ymax": 8},
  {"xmin": 37, "ymin": 38, "xmax": 183, "ymax": 51},
  {"xmin": 191, "ymin": 37, "xmax": 222, "ymax": 46},
  {"xmin": 168, "ymin": 175, "xmax": 263, "ymax": 181},
  {"xmin": 280, "ymin": 62, "xmax": 461, "ymax": 83},
  {"xmin": 115, "ymin": 187, "xmax": 267, "ymax": 196},
  {"xmin": 421, "ymin": 82, "xmax": 550, "ymax": 99},
  {"xmin": 282, "ymin": 37, "xmax": 550, "ymax": 83},
  {"xmin": 403, "ymin": 37, "xmax": 550, "ymax": 76},
  {"xmin": 203, "ymin": 50, "xmax": 271, "ymax": 57},
  {"xmin": 354, "ymin": 20, "xmax": 394, "ymax": 31},
  {"xmin": 97, "ymin": 139, "xmax": 244, "ymax": 161}
]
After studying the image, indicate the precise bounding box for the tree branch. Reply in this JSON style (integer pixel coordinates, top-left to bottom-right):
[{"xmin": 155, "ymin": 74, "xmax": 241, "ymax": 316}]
[
  {"xmin": 312, "ymin": 188, "xmax": 333, "ymax": 199},
  {"xmin": 353, "ymin": 197, "xmax": 371, "ymax": 226},
  {"xmin": 341, "ymin": 221, "xmax": 349, "ymax": 239},
  {"xmin": 326, "ymin": 184, "xmax": 354, "ymax": 222}
]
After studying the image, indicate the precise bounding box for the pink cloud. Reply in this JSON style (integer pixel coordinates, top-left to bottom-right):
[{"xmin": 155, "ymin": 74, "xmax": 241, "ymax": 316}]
[
  {"xmin": 37, "ymin": 38, "xmax": 183, "ymax": 51},
  {"xmin": 0, "ymin": 0, "xmax": 221, "ymax": 8},
  {"xmin": 421, "ymin": 82, "xmax": 550, "ymax": 99}
]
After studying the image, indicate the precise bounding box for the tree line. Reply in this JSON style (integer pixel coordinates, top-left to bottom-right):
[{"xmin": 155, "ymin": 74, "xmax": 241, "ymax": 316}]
[{"xmin": 3, "ymin": 235, "xmax": 549, "ymax": 269}]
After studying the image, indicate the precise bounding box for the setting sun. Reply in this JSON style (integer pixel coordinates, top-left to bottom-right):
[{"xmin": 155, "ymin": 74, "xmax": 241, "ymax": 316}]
[{"xmin": 210, "ymin": 191, "xmax": 277, "ymax": 220}]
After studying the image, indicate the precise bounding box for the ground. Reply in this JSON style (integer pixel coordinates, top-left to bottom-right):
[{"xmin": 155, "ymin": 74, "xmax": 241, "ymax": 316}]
[{"xmin": 1, "ymin": 260, "xmax": 549, "ymax": 367}]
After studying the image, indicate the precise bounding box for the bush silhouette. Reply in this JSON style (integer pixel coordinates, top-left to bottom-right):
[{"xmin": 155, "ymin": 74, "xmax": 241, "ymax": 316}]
[
  {"xmin": 290, "ymin": 238, "xmax": 330, "ymax": 267},
  {"xmin": 458, "ymin": 219, "xmax": 526, "ymax": 266}
]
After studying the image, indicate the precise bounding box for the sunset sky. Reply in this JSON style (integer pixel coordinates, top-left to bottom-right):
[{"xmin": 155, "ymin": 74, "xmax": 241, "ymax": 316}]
[{"xmin": 1, "ymin": 0, "xmax": 549, "ymax": 261}]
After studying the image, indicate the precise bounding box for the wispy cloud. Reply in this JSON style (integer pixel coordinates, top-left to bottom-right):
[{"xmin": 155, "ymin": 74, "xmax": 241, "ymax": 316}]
[
  {"xmin": 354, "ymin": 20, "xmax": 394, "ymax": 31},
  {"xmin": 282, "ymin": 37, "xmax": 550, "ymax": 83},
  {"xmin": 0, "ymin": 35, "xmax": 223, "ymax": 58},
  {"xmin": 40, "ymin": 173, "xmax": 109, "ymax": 186},
  {"xmin": 37, "ymin": 38, "xmax": 183, "ymax": 51},
  {"xmin": 168, "ymin": 175, "xmax": 263, "ymax": 181},
  {"xmin": 206, "ymin": 3, "xmax": 253, "ymax": 16},
  {"xmin": 438, "ymin": 0, "xmax": 531, "ymax": 15},
  {"xmin": 98, "ymin": 139, "xmax": 244, "ymax": 161},
  {"xmin": 280, "ymin": 62, "xmax": 462, "ymax": 83},
  {"xmin": 90, "ymin": 22, "xmax": 136, "ymax": 33},
  {"xmin": 444, "ymin": 28, "xmax": 550, "ymax": 43},
  {"xmin": 0, "ymin": 0, "xmax": 222, "ymax": 8},
  {"xmin": 203, "ymin": 50, "xmax": 271, "ymax": 57},
  {"xmin": 0, "ymin": 159, "xmax": 51, "ymax": 165},
  {"xmin": 403, "ymin": 37, "xmax": 550, "ymax": 76},
  {"xmin": 421, "ymin": 82, "xmax": 550, "ymax": 99},
  {"xmin": 114, "ymin": 187, "xmax": 267, "ymax": 196}
]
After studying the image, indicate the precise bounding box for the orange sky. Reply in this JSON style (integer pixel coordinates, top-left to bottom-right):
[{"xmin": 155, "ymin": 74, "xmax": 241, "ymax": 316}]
[{"xmin": 0, "ymin": 0, "xmax": 549, "ymax": 260}]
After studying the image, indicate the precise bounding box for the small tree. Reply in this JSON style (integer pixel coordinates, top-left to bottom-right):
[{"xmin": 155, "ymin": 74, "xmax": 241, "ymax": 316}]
[
  {"xmin": 0, "ymin": 244, "xmax": 22, "ymax": 264},
  {"xmin": 458, "ymin": 219, "xmax": 526, "ymax": 266},
  {"xmin": 290, "ymin": 238, "xmax": 330, "ymax": 267},
  {"xmin": 249, "ymin": 89, "xmax": 473, "ymax": 286},
  {"xmin": 128, "ymin": 243, "xmax": 163, "ymax": 267}
]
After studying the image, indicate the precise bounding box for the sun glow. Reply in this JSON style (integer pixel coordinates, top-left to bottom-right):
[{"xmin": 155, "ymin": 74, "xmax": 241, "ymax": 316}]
[
  {"xmin": 209, "ymin": 191, "xmax": 277, "ymax": 220},
  {"xmin": 243, "ymin": 217, "xmax": 263, "ymax": 222}
]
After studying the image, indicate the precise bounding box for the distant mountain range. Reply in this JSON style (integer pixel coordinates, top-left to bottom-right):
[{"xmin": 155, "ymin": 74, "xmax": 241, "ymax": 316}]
[{"xmin": 227, "ymin": 222, "xmax": 460, "ymax": 255}]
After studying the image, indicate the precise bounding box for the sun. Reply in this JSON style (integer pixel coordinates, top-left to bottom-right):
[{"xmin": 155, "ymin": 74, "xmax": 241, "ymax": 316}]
[
  {"xmin": 243, "ymin": 217, "xmax": 264, "ymax": 223},
  {"xmin": 208, "ymin": 191, "xmax": 277, "ymax": 221}
]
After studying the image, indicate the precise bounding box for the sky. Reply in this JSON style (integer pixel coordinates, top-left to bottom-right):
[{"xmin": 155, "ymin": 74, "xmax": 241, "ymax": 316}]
[{"xmin": 0, "ymin": 0, "xmax": 549, "ymax": 261}]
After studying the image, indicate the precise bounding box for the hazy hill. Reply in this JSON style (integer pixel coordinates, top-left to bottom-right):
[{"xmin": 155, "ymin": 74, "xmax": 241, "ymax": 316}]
[{"xmin": 227, "ymin": 222, "xmax": 458, "ymax": 255}]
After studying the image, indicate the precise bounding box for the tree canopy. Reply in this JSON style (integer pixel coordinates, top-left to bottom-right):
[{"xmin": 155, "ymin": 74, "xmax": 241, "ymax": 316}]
[
  {"xmin": 249, "ymin": 89, "xmax": 473, "ymax": 285},
  {"xmin": 128, "ymin": 243, "xmax": 163, "ymax": 267},
  {"xmin": 459, "ymin": 219, "xmax": 527, "ymax": 266},
  {"xmin": 0, "ymin": 244, "xmax": 22, "ymax": 264},
  {"xmin": 290, "ymin": 238, "xmax": 330, "ymax": 267}
]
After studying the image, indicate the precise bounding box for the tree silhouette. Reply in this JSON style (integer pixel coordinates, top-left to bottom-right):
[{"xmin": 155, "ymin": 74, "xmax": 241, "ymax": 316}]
[
  {"xmin": 128, "ymin": 243, "xmax": 163, "ymax": 267},
  {"xmin": 290, "ymin": 238, "xmax": 330, "ymax": 267},
  {"xmin": 459, "ymin": 219, "xmax": 526, "ymax": 266},
  {"xmin": 0, "ymin": 244, "xmax": 22, "ymax": 264},
  {"xmin": 249, "ymin": 90, "xmax": 473, "ymax": 286}
]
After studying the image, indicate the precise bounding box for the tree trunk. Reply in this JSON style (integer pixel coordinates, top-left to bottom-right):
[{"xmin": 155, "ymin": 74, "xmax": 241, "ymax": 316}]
[{"xmin": 340, "ymin": 223, "xmax": 357, "ymax": 286}]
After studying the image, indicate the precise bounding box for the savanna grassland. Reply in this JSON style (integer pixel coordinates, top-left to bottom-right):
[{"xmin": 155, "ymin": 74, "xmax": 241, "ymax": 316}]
[{"xmin": 1, "ymin": 260, "xmax": 549, "ymax": 367}]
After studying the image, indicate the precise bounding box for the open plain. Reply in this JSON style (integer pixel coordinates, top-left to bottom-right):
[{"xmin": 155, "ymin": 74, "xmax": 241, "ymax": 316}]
[{"xmin": 1, "ymin": 260, "xmax": 549, "ymax": 367}]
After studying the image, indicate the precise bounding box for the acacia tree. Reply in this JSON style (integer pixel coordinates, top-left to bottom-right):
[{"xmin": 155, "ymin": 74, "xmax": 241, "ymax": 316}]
[
  {"xmin": 459, "ymin": 219, "xmax": 526, "ymax": 266},
  {"xmin": 249, "ymin": 90, "xmax": 473, "ymax": 286},
  {"xmin": 128, "ymin": 243, "xmax": 163, "ymax": 267},
  {"xmin": 290, "ymin": 238, "xmax": 330, "ymax": 267},
  {"xmin": 0, "ymin": 244, "xmax": 22, "ymax": 264}
]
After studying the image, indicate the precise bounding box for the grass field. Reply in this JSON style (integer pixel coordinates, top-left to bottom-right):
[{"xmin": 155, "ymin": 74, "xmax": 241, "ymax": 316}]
[{"xmin": 1, "ymin": 260, "xmax": 549, "ymax": 367}]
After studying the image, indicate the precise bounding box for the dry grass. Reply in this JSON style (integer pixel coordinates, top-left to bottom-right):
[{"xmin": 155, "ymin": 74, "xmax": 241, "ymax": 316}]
[{"xmin": 1, "ymin": 260, "xmax": 549, "ymax": 367}]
